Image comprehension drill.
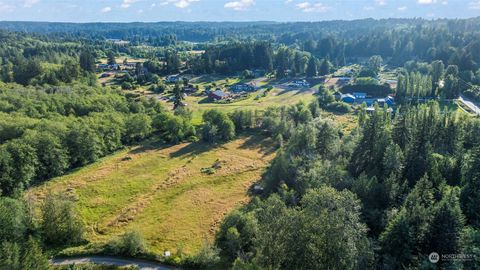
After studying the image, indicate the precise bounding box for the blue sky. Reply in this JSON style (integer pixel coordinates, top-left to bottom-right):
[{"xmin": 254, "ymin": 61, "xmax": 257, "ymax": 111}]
[{"xmin": 0, "ymin": 0, "xmax": 479, "ymax": 22}]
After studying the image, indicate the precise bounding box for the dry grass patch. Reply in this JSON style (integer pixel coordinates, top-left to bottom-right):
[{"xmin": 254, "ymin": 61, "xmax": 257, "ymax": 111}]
[{"xmin": 28, "ymin": 135, "xmax": 276, "ymax": 255}]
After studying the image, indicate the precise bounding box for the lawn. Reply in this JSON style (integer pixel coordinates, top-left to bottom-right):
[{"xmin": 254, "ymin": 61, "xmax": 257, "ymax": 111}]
[
  {"xmin": 28, "ymin": 134, "xmax": 276, "ymax": 256},
  {"xmin": 184, "ymin": 88, "xmax": 317, "ymax": 124}
]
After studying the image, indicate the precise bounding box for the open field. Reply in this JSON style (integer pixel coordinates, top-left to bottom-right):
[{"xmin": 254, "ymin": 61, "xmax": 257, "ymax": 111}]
[
  {"xmin": 184, "ymin": 88, "xmax": 317, "ymax": 124},
  {"xmin": 28, "ymin": 134, "xmax": 276, "ymax": 255}
]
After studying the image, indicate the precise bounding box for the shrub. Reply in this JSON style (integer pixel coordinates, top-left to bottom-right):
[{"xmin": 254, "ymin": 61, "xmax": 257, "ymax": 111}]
[
  {"xmin": 202, "ymin": 109, "xmax": 235, "ymax": 143},
  {"xmin": 105, "ymin": 230, "xmax": 147, "ymax": 257},
  {"xmin": 201, "ymin": 167, "xmax": 216, "ymax": 175},
  {"xmin": 0, "ymin": 197, "xmax": 26, "ymax": 243},
  {"xmin": 41, "ymin": 193, "xmax": 85, "ymax": 246},
  {"xmin": 121, "ymin": 82, "xmax": 133, "ymax": 90},
  {"xmin": 183, "ymin": 241, "xmax": 221, "ymax": 269},
  {"xmin": 326, "ymin": 102, "xmax": 352, "ymax": 113}
]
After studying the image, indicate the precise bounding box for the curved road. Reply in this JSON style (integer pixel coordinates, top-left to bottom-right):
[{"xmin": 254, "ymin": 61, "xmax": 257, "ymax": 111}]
[
  {"xmin": 51, "ymin": 256, "xmax": 174, "ymax": 270},
  {"xmin": 459, "ymin": 95, "xmax": 480, "ymax": 116}
]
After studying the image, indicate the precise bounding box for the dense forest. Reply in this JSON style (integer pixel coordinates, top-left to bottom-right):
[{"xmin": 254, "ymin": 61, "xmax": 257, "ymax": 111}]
[
  {"xmin": 206, "ymin": 101, "xmax": 480, "ymax": 269},
  {"xmin": 0, "ymin": 18, "xmax": 479, "ymax": 269}
]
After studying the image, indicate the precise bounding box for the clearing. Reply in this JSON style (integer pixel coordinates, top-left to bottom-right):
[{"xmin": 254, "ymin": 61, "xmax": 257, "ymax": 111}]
[
  {"xmin": 184, "ymin": 87, "xmax": 317, "ymax": 124},
  {"xmin": 28, "ymin": 134, "xmax": 276, "ymax": 255}
]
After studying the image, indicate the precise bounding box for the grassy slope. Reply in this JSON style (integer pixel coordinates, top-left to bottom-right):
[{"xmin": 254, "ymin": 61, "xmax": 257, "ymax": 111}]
[{"xmin": 28, "ymin": 135, "xmax": 276, "ymax": 255}]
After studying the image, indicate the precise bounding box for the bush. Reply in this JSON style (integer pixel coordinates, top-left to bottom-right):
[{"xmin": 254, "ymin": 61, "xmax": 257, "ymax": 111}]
[
  {"xmin": 41, "ymin": 193, "xmax": 85, "ymax": 246},
  {"xmin": 201, "ymin": 167, "xmax": 216, "ymax": 175},
  {"xmin": 242, "ymin": 70, "xmax": 255, "ymax": 79},
  {"xmin": 229, "ymin": 110, "xmax": 254, "ymax": 132},
  {"xmin": 326, "ymin": 102, "xmax": 352, "ymax": 113},
  {"xmin": 121, "ymin": 82, "xmax": 133, "ymax": 90},
  {"xmin": 105, "ymin": 230, "xmax": 147, "ymax": 257},
  {"xmin": 355, "ymin": 77, "xmax": 379, "ymax": 85},
  {"xmin": 0, "ymin": 197, "xmax": 26, "ymax": 243},
  {"xmin": 202, "ymin": 110, "xmax": 235, "ymax": 143},
  {"xmin": 464, "ymin": 86, "xmax": 480, "ymax": 102},
  {"xmin": 150, "ymin": 82, "xmax": 167, "ymax": 93},
  {"xmin": 183, "ymin": 241, "xmax": 221, "ymax": 269},
  {"xmin": 317, "ymin": 85, "xmax": 335, "ymax": 107},
  {"xmin": 124, "ymin": 114, "xmax": 152, "ymax": 143}
]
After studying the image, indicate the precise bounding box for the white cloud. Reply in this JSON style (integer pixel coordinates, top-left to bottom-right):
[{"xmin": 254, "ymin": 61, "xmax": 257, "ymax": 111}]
[
  {"xmin": 224, "ymin": 0, "xmax": 255, "ymax": 11},
  {"xmin": 295, "ymin": 2, "xmax": 329, "ymax": 12},
  {"xmin": 296, "ymin": 2, "xmax": 309, "ymax": 9},
  {"xmin": 176, "ymin": 0, "xmax": 199, "ymax": 8},
  {"xmin": 24, "ymin": 0, "xmax": 39, "ymax": 8},
  {"xmin": 469, "ymin": 0, "xmax": 480, "ymax": 9},
  {"xmin": 0, "ymin": 2, "xmax": 15, "ymax": 12},
  {"xmin": 375, "ymin": 0, "xmax": 387, "ymax": 6},
  {"xmin": 364, "ymin": 6, "xmax": 374, "ymax": 11},
  {"xmin": 285, "ymin": 0, "xmax": 293, "ymax": 3},
  {"xmin": 397, "ymin": 6, "xmax": 407, "ymax": 11},
  {"xmin": 121, "ymin": 0, "xmax": 140, "ymax": 8},
  {"xmin": 161, "ymin": 0, "xmax": 199, "ymax": 9},
  {"xmin": 101, "ymin": 6, "xmax": 112, "ymax": 13},
  {"xmin": 418, "ymin": 0, "xmax": 437, "ymax": 4}
]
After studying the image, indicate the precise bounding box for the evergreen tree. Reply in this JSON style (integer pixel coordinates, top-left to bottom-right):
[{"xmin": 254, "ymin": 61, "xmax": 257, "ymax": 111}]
[
  {"xmin": 172, "ymin": 83, "xmax": 184, "ymax": 110},
  {"xmin": 0, "ymin": 241, "xmax": 21, "ymax": 270},
  {"xmin": 368, "ymin": 55, "xmax": 383, "ymax": 75},
  {"xmin": 431, "ymin": 60, "xmax": 444, "ymax": 92},
  {"xmin": 41, "ymin": 193, "xmax": 84, "ymax": 246},
  {"xmin": 318, "ymin": 59, "xmax": 331, "ymax": 76},
  {"xmin": 306, "ymin": 57, "xmax": 317, "ymax": 77},
  {"xmin": 460, "ymin": 146, "xmax": 480, "ymax": 228},
  {"xmin": 20, "ymin": 237, "xmax": 49, "ymax": 270},
  {"xmin": 79, "ymin": 50, "xmax": 96, "ymax": 72},
  {"xmin": 425, "ymin": 188, "xmax": 464, "ymax": 261},
  {"xmin": 107, "ymin": 51, "xmax": 116, "ymax": 66}
]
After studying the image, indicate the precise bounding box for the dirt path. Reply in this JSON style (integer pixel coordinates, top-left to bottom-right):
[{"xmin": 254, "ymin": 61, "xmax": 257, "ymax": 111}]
[{"xmin": 51, "ymin": 256, "xmax": 174, "ymax": 270}]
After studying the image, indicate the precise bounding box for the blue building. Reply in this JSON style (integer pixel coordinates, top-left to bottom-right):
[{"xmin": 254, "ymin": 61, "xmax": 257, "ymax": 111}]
[
  {"xmin": 353, "ymin": 92, "xmax": 367, "ymax": 99},
  {"xmin": 376, "ymin": 96, "xmax": 395, "ymax": 107},
  {"xmin": 341, "ymin": 94, "xmax": 356, "ymax": 104}
]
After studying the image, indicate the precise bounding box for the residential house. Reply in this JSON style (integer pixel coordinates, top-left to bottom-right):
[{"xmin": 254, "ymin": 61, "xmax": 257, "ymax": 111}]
[
  {"xmin": 166, "ymin": 75, "xmax": 181, "ymax": 83},
  {"xmin": 209, "ymin": 90, "xmax": 229, "ymax": 101},
  {"xmin": 183, "ymin": 84, "xmax": 197, "ymax": 93},
  {"xmin": 230, "ymin": 83, "xmax": 255, "ymax": 93},
  {"xmin": 291, "ymin": 80, "xmax": 310, "ymax": 88},
  {"xmin": 376, "ymin": 96, "xmax": 395, "ymax": 107},
  {"xmin": 366, "ymin": 106, "xmax": 394, "ymax": 113},
  {"xmin": 97, "ymin": 64, "xmax": 109, "ymax": 69},
  {"xmin": 100, "ymin": 73, "xmax": 112, "ymax": 78}
]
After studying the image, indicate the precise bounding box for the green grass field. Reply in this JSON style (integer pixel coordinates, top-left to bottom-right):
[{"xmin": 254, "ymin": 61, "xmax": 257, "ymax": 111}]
[
  {"xmin": 28, "ymin": 135, "xmax": 276, "ymax": 256},
  {"xmin": 184, "ymin": 88, "xmax": 317, "ymax": 124}
]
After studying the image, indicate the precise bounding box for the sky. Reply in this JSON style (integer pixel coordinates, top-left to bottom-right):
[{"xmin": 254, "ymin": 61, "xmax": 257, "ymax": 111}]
[{"xmin": 0, "ymin": 0, "xmax": 479, "ymax": 22}]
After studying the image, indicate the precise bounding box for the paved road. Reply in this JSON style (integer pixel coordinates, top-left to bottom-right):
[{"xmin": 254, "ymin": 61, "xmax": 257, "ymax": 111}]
[
  {"xmin": 459, "ymin": 95, "xmax": 480, "ymax": 115},
  {"xmin": 51, "ymin": 256, "xmax": 174, "ymax": 270}
]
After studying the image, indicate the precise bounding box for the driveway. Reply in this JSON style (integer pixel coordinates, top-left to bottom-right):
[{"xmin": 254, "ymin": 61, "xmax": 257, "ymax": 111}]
[
  {"xmin": 51, "ymin": 256, "xmax": 174, "ymax": 270},
  {"xmin": 459, "ymin": 95, "xmax": 480, "ymax": 115}
]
